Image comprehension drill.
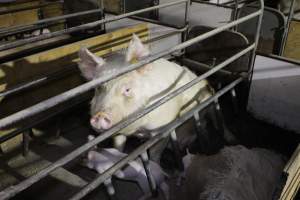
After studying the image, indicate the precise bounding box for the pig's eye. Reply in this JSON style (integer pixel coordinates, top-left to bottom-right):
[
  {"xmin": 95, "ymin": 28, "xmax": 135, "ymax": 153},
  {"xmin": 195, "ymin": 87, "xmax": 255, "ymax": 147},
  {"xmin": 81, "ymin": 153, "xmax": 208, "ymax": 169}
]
[{"xmin": 122, "ymin": 87, "xmax": 132, "ymax": 97}]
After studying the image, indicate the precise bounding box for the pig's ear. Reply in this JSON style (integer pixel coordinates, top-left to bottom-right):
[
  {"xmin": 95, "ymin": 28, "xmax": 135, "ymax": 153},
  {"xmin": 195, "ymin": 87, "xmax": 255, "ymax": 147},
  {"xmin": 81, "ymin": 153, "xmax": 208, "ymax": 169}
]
[
  {"xmin": 78, "ymin": 47, "xmax": 105, "ymax": 80},
  {"xmin": 126, "ymin": 34, "xmax": 150, "ymax": 63}
]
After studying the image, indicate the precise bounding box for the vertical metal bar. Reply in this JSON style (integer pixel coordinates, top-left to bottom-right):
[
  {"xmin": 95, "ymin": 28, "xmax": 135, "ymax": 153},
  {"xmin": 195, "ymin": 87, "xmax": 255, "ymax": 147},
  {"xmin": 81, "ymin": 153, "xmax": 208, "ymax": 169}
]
[
  {"xmin": 214, "ymin": 99, "xmax": 225, "ymax": 137},
  {"xmin": 230, "ymin": 88, "xmax": 239, "ymax": 115},
  {"xmin": 280, "ymin": 0, "xmax": 296, "ymax": 55},
  {"xmin": 247, "ymin": 0, "xmax": 264, "ymax": 82},
  {"xmin": 182, "ymin": 0, "xmax": 190, "ymax": 42},
  {"xmin": 170, "ymin": 130, "xmax": 184, "ymax": 171},
  {"xmin": 230, "ymin": 0, "xmax": 239, "ymax": 31},
  {"xmin": 22, "ymin": 129, "xmax": 32, "ymax": 157},
  {"xmin": 193, "ymin": 111, "xmax": 210, "ymax": 150},
  {"xmin": 104, "ymin": 178, "xmax": 117, "ymax": 200},
  {"xmin": 246, "ymin": 0, "xmax": 264, "ymax": 108},
  {"xmin": 140, "ymin": 152, "xmax": 158, "ymax": 197}
]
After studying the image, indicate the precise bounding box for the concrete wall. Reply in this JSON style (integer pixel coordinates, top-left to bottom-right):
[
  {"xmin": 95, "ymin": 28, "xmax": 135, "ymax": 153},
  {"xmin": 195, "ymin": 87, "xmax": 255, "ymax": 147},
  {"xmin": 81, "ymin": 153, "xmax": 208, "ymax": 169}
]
[{"xmin": 248, "ymin": 55, "xmax": 300, "ymax": 134}]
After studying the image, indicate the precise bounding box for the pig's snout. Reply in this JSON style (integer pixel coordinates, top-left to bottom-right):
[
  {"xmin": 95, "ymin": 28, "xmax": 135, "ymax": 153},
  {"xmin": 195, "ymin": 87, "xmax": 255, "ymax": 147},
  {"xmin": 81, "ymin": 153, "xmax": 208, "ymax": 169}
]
[{"xmin": 90, "ymin": 112, "xmax": 112, "ymax": 131}]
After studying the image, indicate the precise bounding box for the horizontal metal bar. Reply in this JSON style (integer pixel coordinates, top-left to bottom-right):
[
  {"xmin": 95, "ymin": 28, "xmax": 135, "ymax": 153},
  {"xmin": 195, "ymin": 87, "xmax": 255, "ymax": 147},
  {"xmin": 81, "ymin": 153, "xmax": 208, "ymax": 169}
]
[
  {"xmin": 0, "ymin": 67, "xmax": 76, "ymax": 99},
  {"xmin": 70, "ymin": 77, "xmax": 243, "ymax": 200},
  {"xmin": 181, "ymin": 58, "xmax": 233, "ymax": 76},
  {"xmin": 0, "ymin": 1, "xmax": 62, "ymax": 16},
  {"xmin": 0, "ymin": 8, "xmax": 261, "ymax": 129},
  {"xmin": 0, "ymin": 0, "xmax": 188, "ymax": 51},
  {"xmin": 0, "ymin": 94, "xmax": 91, "ymax": 144},
  {"xmin": 0, "ymin": 8, "xmax": 103, "ymax": 38},
  {"xmin": 0, "ymin": 30, "xmax": 184, "ymax": 99},
  {"xmin": 0, "ymin": 42, "xmax": 253, "ymax": 199},
  {"xmin": 0, "ymin": 30, "xmax": 184, "ymax": 145},
  {"xmin": 192, "ymin": 0, "xmax": 235, "ymax": 9}
]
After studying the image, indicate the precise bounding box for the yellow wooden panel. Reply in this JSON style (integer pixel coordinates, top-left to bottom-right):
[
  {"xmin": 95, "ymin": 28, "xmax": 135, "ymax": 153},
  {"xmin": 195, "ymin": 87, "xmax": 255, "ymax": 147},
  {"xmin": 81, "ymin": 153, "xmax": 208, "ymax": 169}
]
[
  {"xmin": 40, "ymin": 3, "xmax": 65, "ymax": 32},
  {"xmin": 0, "ymin": 1, "xmax": 40, "ymax": 29},
  {"xmin": 280, "ymin": 144, "xmax": 300, "ymax": 200},
  {"xmin": 103, "ymin": 0, "xmax": 122, "ymax": 14},
  {"xmin": 283, "ymin": 20, "xmax": 300, "ymax": 60}
]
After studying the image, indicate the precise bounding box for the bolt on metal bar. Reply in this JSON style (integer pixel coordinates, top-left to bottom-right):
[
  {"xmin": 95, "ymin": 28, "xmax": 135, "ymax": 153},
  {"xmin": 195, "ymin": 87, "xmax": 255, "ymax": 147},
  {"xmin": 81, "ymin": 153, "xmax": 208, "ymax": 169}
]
[
  {"xmin": 69, "ymin": 77, "xmax": 243, "ymax": 200},
  {"xmin": 0, "ymin": 42, "xmax": 253, "ymax": 199},
  {"xmin": 0, "ymin": 8, "xmax": 104, "ymax": 38},
  {"xmin": 0, "ymin": 0, "xmax": 188, "ymax": 51},
  {"xmin": 0, "ymin": 7, "xmax": 261, "ymax": 129}
]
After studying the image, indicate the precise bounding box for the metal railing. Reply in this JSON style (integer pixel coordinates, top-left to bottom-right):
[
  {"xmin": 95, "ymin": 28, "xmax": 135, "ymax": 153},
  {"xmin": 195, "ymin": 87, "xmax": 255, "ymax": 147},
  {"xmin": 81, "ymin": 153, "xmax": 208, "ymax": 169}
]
[
  {"xmin": 0, "ymin": 0, "xmax": 188, "ymax": 51},
  {"xmin": 0, "ymin": 0, "xmax": 264, "ymax": 199}
]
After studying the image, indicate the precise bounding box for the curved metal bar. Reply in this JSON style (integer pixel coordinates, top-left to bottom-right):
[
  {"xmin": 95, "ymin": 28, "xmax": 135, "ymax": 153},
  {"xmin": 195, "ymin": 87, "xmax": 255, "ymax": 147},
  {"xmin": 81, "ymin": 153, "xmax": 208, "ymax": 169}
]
[{"xmin": 0, "ymin": 0, "xmax": 188, "ymax": 51}]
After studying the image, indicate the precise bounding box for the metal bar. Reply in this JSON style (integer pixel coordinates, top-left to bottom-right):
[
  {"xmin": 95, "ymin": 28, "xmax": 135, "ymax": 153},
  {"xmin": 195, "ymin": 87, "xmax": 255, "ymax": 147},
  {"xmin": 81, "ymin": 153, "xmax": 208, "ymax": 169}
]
[
  {"xmin": 0, "ymin": 30, "xmax": 185, "ymax": 99},
  {"xmin": 69, "ymin": 77, "xmax": 243, "ymax": 200},
  {"xmin": 140, "ymin": 152, "xmax": 158, "ymax": 196},
  {"xmin": 127, "ymin": 15, "xmax": 185, "ymax": 30},
  {"xmin": 247, "ymin": 0, "xmax": 264, "ymax": 82},
  {"xmin": 0, "ymin": 9, "xmax": 261, "ymax": 129},
  {"xmin": 22, "ymin": 129, "xmax": 31, "ymax": 157},
  {"xmin": 0, "ymin": 94, "xmax": 91, "ymax": 144},
  {"xmin": 0, "ymin": 1, "xmax": 62, "ymax": 16},
  {"xmin": 0, "ymin": 0, "xmax": 188, "ymax": 51},
  {"xmin": 0, "ymin": 41, "xmax": 252, "ymax": 199},
  {"xmin": 191, "ymin": 0, "xmax": 235, "ymax": 9},
  {"xmin": 170, "ymin": 130, "xmax": 184, "ymax": 171},
  {"xmin": 0, "ymin": 67, "xmax": 76, "ymax": 99},
  {"xmin": 0, "ymin": 8, "xmax": 104, "ymax": 38},
  {"xmin": 280, "ymin": 0, "xmax": 296, "ymax": 55},
  {"xmin": 181, "ymin": 58, "xmax": 234, "ymax": 76},
  {"xmin": 230, "ymin": 88, "xmax": 239, "ymax": 115},
  {"xmin": 214, "ymin": 99, "xmax": 225, "ymax": 137}
]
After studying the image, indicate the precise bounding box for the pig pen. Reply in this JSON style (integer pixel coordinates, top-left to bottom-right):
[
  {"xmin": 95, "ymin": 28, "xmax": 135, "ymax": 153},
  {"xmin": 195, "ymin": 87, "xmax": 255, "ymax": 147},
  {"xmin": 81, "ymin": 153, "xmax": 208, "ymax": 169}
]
[{"xmin": 0, "ymin": 0, "xmax": 299, "ymax": 200}]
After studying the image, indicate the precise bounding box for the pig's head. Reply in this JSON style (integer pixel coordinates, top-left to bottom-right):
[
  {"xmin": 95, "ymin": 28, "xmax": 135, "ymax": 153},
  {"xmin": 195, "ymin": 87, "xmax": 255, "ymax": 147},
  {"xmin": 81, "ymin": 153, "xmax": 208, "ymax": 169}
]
[{"xmin": 78, "ymin": 34, "xmax": 151, "ymax": 132}]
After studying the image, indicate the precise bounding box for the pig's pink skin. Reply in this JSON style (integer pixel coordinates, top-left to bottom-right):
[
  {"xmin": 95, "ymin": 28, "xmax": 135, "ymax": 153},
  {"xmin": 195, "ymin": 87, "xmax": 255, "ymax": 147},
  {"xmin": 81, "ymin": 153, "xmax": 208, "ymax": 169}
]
[{"xmin": 78, "ymin": 34, "xmax": 213, "ymax": 150}]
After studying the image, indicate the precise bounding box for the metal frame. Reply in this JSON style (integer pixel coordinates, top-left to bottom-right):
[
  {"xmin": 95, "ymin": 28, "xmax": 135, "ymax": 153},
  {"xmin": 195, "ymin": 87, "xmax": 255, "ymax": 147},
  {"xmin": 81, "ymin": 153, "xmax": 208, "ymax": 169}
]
[
  {"xmin": 0, "ymin": 0, "xmax": 264, "ymax": 199},
  {"xmin": 280, "ymin": 0, "xmax": 297, "ymax": 55},
  {"xmin": 0, "ymin": 0, "xmax": 187, "ymax": 51},
  {"xmin": 0, "ymin": 1, "xmax": 63, "ymax": 16}
]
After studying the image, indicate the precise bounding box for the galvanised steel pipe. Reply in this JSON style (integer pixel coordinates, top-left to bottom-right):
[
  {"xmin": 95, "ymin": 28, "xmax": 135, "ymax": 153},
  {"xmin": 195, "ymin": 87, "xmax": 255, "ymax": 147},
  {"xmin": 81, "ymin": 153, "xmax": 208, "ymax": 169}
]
[
  {"xmin": 70, "ymin": 77, "xmax": 243, "ymax": 200},
  {"xmin": 0, "ymin": 6, "xmax": 262, "ymax": 130},
  {"xmin": 0, "ymin": 0, "xmax": 188, "ymax": 51},
  {"xmin": 0, "ymin": 43, "xmax": 253, "ymax": 199},
  {"xmin": 0, "ymin": 8, "xmax": 104, "ymax": 38}
]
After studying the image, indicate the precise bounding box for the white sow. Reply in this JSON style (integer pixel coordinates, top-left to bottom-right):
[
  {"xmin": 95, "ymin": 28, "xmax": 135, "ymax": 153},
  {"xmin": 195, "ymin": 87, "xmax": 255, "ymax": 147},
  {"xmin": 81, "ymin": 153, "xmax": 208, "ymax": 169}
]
[{"xmin": 78, "ymin": 34, "xmax": 213, "ymax": 150}]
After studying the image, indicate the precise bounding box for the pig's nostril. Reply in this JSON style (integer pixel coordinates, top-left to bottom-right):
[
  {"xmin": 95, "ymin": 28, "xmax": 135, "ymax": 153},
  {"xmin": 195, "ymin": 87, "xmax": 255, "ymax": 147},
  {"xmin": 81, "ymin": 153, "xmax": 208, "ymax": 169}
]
[{"xmin": 90, "ymin": 117, "xmax": 98, "ymax": 125}]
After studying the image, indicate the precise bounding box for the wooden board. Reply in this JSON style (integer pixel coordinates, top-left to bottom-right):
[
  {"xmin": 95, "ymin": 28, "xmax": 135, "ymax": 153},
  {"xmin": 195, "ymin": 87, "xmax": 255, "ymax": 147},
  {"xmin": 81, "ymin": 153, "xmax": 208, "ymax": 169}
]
[
  {"xmin": 280, "ymin": 143, "xmax": 300, "ymax": 200},
  {"xmin": 0, "ymin": 1, "xmax": 40, "ymax": 29},
  {"xmin": 283, "ymin": 20, "xmax": 300, "ymax": 60},
  {"xmin": 0, "ymin": 23, "xmax": 149, "ymax": 152},
  {"xmin": 40, "ymin": 2, "xmax": 64, "ymax": 32}
]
